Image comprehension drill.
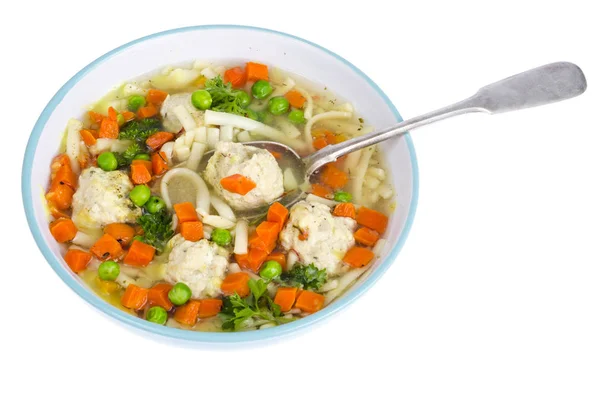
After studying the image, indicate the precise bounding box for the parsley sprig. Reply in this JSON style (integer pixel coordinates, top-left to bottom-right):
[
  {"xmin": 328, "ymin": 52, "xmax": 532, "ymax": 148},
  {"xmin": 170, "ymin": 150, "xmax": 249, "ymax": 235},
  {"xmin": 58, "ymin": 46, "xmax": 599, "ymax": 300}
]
[
  {"xmin": 205, "ymin": 76, "xmax": 250, "ymax": 116},
  {"xmin": 136, "ymin": 209, "xmax": 174, "ymax": 252},
  {"xmin": 280, "ymin": 263, "xmax": 327, "ymax": 291}
]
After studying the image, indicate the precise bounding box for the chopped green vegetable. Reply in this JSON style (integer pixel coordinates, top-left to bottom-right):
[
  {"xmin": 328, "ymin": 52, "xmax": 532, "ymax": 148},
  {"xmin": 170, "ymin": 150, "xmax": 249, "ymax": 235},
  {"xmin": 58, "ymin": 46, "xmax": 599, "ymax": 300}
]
[
  {"xmin": 98, "ymin": 260, "xmax": 120, "ymax": 281},
  {"xmin": 168, "ymin": 282, "xmax": 192, "ymax": 305},
  {"xmin": 333, "ymin": 191, "xmax": 352, "ymax": 203},
  {"xmin": 235, "ymin": 90, "xmax": 251, "ymax": 108},
  {"xmin": 136, "ymin": 209, "xmax": 174, "ymax": 251},
  {"xmin": 288, "ymin": 109, "xmax": 305, "ymax": 124},
  {"xmin": 129, "ymin": 185, "xmax": 151, "ymax": 207},
  {"xmin": 251, "ymin": 80, "xmax": 273, "ymax": 99},
  {"xmin": 280, "ymin": 263, "xmax": 327, "ymax": 291},
  {"xmin": 97, "ymin": 152, "xmax": 118, "ymax": 171},
  {"xmin": 204, "ymin": 76, "xmax": 251, "ymax": 116},
  {"xmin": 114, "ymin": 142, "xmax": 147, "ymax": 168},
  {"xmin": 146, "ymin": 306, "xmax": 168, "ymax": 325},
  {"xmin": 116, "ymin": 113, "xmax": 125, "ymax": 126},
  {"xmin": 220, "ymin": 279, "xmax": 292, "ymax": 331},
  {"xmin": 144, "ymin": 196, "xmax": 166, "ymax": 214},
  {"xmin": 191, "ymin": 89, "xmax": 212, "ymax": 110},
  {"xmin": 211, "ymin": 228, "xmax": 232, "ymax": 246},
  {"xmin": 260, "ymin": 260, "xmax": 282, "ymax": 280},
  {"xmin": 128, "ymin": 95, "xmax": 146, "ymax": 112},
  {"xmin": 268, "ymin": 97, "xmax": 290, "ymax": 115},
  {"xmin": 134, "ymin": 153, "xmax": 150, "ymax": 161},
  {"xmin": 118, "ymin": 117, "xmax": 162, "ymax": 141}
]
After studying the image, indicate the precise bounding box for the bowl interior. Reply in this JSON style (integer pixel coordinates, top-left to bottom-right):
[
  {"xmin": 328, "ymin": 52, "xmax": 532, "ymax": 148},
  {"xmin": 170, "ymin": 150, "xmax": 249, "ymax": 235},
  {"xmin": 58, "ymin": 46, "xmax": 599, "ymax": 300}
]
[{"xmin": 23, "ymin": 25, "xmax": 418, "ymax": 343}]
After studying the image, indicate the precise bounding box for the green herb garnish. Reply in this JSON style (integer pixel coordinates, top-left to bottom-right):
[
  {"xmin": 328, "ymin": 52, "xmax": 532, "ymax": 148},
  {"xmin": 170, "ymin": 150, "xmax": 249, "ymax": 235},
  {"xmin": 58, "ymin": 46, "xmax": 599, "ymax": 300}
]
[{"xmin": 280, "ymin": 263, "xmax": 327, "ymax": 291}]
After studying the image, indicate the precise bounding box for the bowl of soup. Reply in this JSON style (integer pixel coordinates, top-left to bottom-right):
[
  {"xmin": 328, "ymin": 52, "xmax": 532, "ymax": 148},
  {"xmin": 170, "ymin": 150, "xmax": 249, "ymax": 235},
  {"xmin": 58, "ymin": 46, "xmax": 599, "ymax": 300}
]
[{"xmin": 22, "ymin": 25, "xmax": 418, "ymax": 343}]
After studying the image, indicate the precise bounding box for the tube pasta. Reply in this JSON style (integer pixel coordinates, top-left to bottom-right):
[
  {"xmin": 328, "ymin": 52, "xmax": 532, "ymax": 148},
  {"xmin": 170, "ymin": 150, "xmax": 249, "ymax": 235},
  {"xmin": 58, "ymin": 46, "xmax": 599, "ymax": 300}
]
[
  {"xmin": 324, "ymin": 266, "xmax": 370, "ymax": 305},
  {"xmin": 71, "ymin": 231, "xmax": 98, "ymax": 248},
  {"xmin": 220, "ymin": 125, "xmax": 234, "ymax": 142},
  {"xmin": 210, "ymin": 195, "xmax": 236, "ymax": 222},
  {"xmin": 270, "ymin": 77, "xmax": 296, "ymax": 96},
  {"xmin": 372, "ymin": 238, "xmax": 387, "ymax": 257},
  {"xmin": 201, "ymin": 215, "xmax": 236, "ymax": 229},
  {"xmin": 160, "ymin": 168, "xmax": 210, "ymax": 214},
  {"xmin": 186, "ymin": 142, "xmax": 207, "ymax": 171},
  {"xmin": 173, "ymin": 104, "xmax": 198, "ymax": 133},
  {"xmin": 351, "ymin": 146, "xmax": 375, "ymax": 205},
  {"xmin": 161, "ymin": 142, "xmax": 175, "ymax": 164},
  {"xmin": 234, "ymin": 220, "xmax": 249, "ymax": 255},
  {"xmin": 66, "ymin": 118, "xmax": 82, "ymax": 174},
  {"xmin": 206, "ymin": 127, "xmax": 220, "ymax": 149}
]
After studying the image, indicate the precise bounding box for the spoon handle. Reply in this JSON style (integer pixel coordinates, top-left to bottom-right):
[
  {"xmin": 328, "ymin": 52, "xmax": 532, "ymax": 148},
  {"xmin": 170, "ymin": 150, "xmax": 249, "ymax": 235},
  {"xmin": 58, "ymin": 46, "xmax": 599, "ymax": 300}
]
[{"xmin": 303, "ymin": 62, "xmax": 587, "ymax": 175}]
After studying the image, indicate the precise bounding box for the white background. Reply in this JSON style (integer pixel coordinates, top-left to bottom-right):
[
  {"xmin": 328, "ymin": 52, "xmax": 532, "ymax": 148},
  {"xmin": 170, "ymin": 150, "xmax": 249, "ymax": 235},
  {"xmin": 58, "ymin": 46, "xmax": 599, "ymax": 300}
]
[{"xmin": 2, "ymin": 1, "xmax": 599, "ymax": 396}]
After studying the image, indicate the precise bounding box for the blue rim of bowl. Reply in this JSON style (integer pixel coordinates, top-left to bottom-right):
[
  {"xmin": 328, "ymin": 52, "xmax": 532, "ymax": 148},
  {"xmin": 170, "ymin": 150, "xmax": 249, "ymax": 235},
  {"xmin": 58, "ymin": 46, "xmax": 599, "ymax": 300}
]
[{"xmin": 21, "ymin": 24, "xmax": 419, "ymax": 344}]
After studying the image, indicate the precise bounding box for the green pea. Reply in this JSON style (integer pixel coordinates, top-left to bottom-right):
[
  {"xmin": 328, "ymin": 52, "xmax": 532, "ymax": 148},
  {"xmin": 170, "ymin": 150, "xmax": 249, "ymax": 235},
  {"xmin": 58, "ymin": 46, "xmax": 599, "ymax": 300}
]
[
  {"xmin": 98, "ymin": 260, "xmax": 120, "ymax": 281},
  {"xmin": 257, "ymin": 111, "xmax": 273, "ymax": 124},
  {"xmin": 128, "ymin": 95, "xmax": 146, "ymax": 112},
  {"xmin": 211, "ymin": 228, "xmax": 232, "ymax": 246},
  {"xmin": 236, "ymin": 90, "xmax": 251, "ymax": 108},
  {"xmin": 145, "ymin": 196, "xmax": 166, "ymax": 214},
  {"xmin": 268, "ymin": 97, "xmax": 290, "ymax": 115},
  {"xmin": 259, "ymin": 260, "xmax": 282, "ymax": 280},
  {"xmin": 251, "ymin": 80, "xmax": 273, "ymax": 99},
  {"xmin": 168, "ymin": 282, "xmax": 192, "ymax": 305},
  {"xmin": 116, "ymin": 113, "xmax": 125, "ymax": 126},
  {"xmin": 146, "ymin": 306, "xmax": 168, "ymax": 325},
  {"xmin": 191, "ymin": 90, "xmax": 212, "ymax": 110},
  {"xmin": 97, "ymin": 152, "xmax": 118, "ymax": 171},
  {"xmin": 245, "ymin": 109, "xmax": 258, "ymax": 121},
  {"xmin": 288, "ymin": 109, "xmax": 305, "ymax": 124},
  {"xmin": 334, "ymin": 191, "xmax": 353, "ymax": 203},
  {"xmin": 134, "ymin": 153, "xmax": 150, "ymax": 161},
  {"xmin": 129, "ymin": 185, "xmax": 151, "ymax": 207}
]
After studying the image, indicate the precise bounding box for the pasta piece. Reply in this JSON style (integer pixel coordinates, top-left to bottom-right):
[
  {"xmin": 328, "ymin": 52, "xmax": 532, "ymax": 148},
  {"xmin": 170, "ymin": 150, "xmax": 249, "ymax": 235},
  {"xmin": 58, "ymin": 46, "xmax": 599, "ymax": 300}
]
[
  {"xmin": 220, "ymin": 125, "xmax": 234, "ymax": 142},
  {"xmin": 161, "ymin": 142, "xmax": 175, "ymax": 165},
  {"xmin": 228, "ymin": 262, "xmax": 242, "ymax": 273},
  {"xmin": 287, "ymin": 251, "xmax": 299, "ymax": 268},
  {"xmin": 367, "ymin": 167, "xmax": 386, "ymax": 180},
  {"xmin": 283, "ymin": 168, "xmax": 299, "ymax": 191},
  {"xmin": 324, "ymin": 267, "xmax": 370, "ymax": 305},
  {"xmin": 195, "ymin": 126, "xmax": 207, "ymax": 143},
  {"xmin": 343, "ymin": 150, "xmax": 362, "ymax": 174},
  {"xmin": 274, "ymin": 117, "xmax": 302, "ymax": 139},
  {"xmin": 306, "ymin": 193, "xmax": 338, "ymax": 207},
  {"xmin": 184, "ymin": 128, "xmax": 196, "ymax": 147},
  {"xmin": 66, "ymin": 118, "xmax": 82, "ymax": 174},
  {"xmin": 364, "ymin": 176, "xmax": 381, "ymax": 190},
  {"xmin": 201, "ymin": 215, "xmax": 236, "ymax": 229},
  {"xmin": 304, "ymin": 111, "xmax": 352, "ymax": 148},
  {"xmin": 111, "ymin": 139, "xmax": 134, "ymax": 153},
  {"xmin": 376, "ymin": 185, "xmax": 393, "ymax": 200},
  {"xmin": 173, "ymin": 104, "xmax": 198, "ymax": 133},
  {"xmin": 115, "ymin": 272, "xmax": 136, "ymax": 289},
  {"xmin": 236, "ymin": 130, "xmax": 251, "ymax": 142},
  {"xmin": 210, "ymin": 195, "xmax": 236, "ymax": 222},
  {"xmin": 372, "ymin": 238, "xmax": 387, "ymax": 257},
  {"xmin": 174, "ymin": 146, "xmax": 191, "ymax": 162},
  {"xmin": 207, "ymin": 127, "xmax": 220, "ymax": 149},
  {"xmin": 90, "ymin": 138, "xmax": 115, "ymax": 155},
  {"xmin": 71, "ymin": 231, "xmax": 98, "ymax": 248},
  {"xmin": 171, "ymin": 214, "xmax": 178, "ymax": 232},
  {"xmin": 351, "ymin": 146, "xmax": 374, "ymax": 205},
  {"xmin": 270, "ymin": 77, "xmax": 296, "ymax": 97},
  {"xmin": 160, "ymin": 168, "xmax": 210, "ymax": 215},
  {"xmin": 233, "ymin": 220, "xmax": 249, "ymax": 255},
  {"xmin": 186, "ymin": 142, "xmax": 207, "ymax": 171}
]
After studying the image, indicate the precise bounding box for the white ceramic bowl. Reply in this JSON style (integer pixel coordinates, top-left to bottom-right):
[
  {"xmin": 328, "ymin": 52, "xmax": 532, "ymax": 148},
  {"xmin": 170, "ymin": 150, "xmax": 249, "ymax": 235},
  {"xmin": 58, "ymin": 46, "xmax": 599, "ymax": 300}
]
[{"xmin": 22, "ymin": 25, "xmax": 418, "ymax": 344}]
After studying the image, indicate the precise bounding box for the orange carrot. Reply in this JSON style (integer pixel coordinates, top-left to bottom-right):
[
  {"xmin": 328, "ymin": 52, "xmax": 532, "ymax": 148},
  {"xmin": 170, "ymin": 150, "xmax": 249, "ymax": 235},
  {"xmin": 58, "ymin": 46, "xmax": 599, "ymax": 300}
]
[
  {"xmin": 46, "ymin": 184, "xmax": 74, "ymax": 211},
  {"xmin": 255, "ymin": 221, "xmax": 279, "ymax": 247},
  {"xmin": 224, "ymin": 66, "xmax": 246, "ymax": 88},
  {"xmin": 274, "ymin": 287, "xmax": 298, "ymax": 312},
  {"xmin": 88, "ymin": 111, "xmax": 104, "ymax": 125},
  {"xmin": 221, "ymin": 272, "xmax": 251, "ymax": 297},
  {"xmin": 246, "ymin": 62, "xmax": 269, "ymax": 81},
  {"xmin": 64, "ymin": 249, "xmax": 92, "ymax": 273},
  {"xmin": 50, "ymin": 158, "xmax": 77, "ymax": 189},
  {"xmin": 235, "ymin": 253, "xmax": 250, "ymax": 269},
  {"xmin": 284, "ymin": 90, "xmax": 306, "ymax": 108},
  {"xmin": 333, "ymin": 203, "xmax": 356, "ymax": 219},
  {"xmin": 267, "ymin": 202, "xmax": 289, "ymax": 231},
  {"xmin": 121, "ymin": 284, "xmax": 149, "ymax": 310},
  {"xmin": 104, "ymin": 223, "xmax": 135, "ymax": 247},
  {"xmin": 80, "ymin": 129, "xmax": 97, "ymax": 146},
  {"xmin": 148, "ymin": 283, "xmax": 173, "ymax": 311},
  {"xmin": 146, "ymin": 89, "xmax": 169, "ymax": 105},
  {"xmin": 343, "ymin": 246, "xmax": 375, "ymax": 268},
  {"xmin": 107, "ymin": 106, "xmax": 118, "ymax": 121},
  {"xmin": 50, "ymin": 154, "xmax": 71, "ymax": 176},
  {"xmin": 98, "ymin": 117, "xmax": 119, "ymax": 139},
  {"xmin": 353, "ymin": 227, "xmax": 379, "ymax": 247},
  {"xmin": 146, "ymin": 132, "xmax": 174, "ymax": 151},
  {"xmin": 320, "ymin": 163, "xmax": 348, "ymax": 189},
  {"xmin": 137, "ymin": 104, "xmax": 158, "ymax": 119},
  {"xmin": 49, "ymin": 206, "xmax": 70, "ymax": 220},
  {"xmin": 49, "ymin": 218, "xmax": 77, "ymax": 243},
  {"xmin": 197, "ymin": 299, "xmax": 223, "ymax": 318},
  {"xmin": 312, "ymin": 136, "xmax": 329, "ymax": 150},
  {"xmin": 311, "ymin": 183, "xmax": 332, "ymax": 199},
  {"xmin": 248, "ymin": 232, "xmax": 274, "ymax": 254},
  {"xmin": 220, "ymin": 174, "xmax": 256, "ymax": 195},
  {"xmin": 356, "ymin": 207, "xmax": 389, "ymax": 234},
  {"xmin": 180, "ymin": 221, "xmax": 204, "ymax": 242},
  {"xmin": 266, "ymin": 252, "xmax": 286, "ymax": 269},
  {"xmin": 294, "ymin": 290, "xmax": 325, "ymax": 313},
  {"xmin": 247, "ymin": 248, "xmax": 269, "ymax": 272},
  {"xmin": 174, "ymin": 300, "xmax": 202, "ymax": 326},
  {"xmin": 90, "ymin": 233, "xmax": 124, "ymax": 260},
  {"xmin": 130, "ymin": 160, "xmax": 152, "ymax": 184},
  {"xmin": 121, "ymin": 111, "xmax": 136, "ymax": 122},
  {"xmin": 173, "ymin": 202, "xmax": 199, "ymax": 223},
  {"xmin": 123, "ymin": 239, "xmax": 155, "ymax": 267},
  {"xmin": 151, "ymin": 151, "xmax": 169, "ymax": 176}
]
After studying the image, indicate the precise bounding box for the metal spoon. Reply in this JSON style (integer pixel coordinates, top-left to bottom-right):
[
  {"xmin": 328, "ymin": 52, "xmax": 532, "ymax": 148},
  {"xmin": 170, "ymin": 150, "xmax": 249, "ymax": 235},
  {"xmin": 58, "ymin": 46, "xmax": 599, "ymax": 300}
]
[{"xmin": 210, "ymin": 62, "xmax": 587, "ymax": 220}]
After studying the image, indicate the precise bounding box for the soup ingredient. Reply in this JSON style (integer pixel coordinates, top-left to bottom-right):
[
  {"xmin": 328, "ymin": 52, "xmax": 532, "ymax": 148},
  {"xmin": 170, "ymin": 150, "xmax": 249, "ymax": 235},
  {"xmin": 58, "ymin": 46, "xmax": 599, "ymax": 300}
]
[
  {"xmin": 197, "ymin": 299, "xmax": 223, "ymax": 318},
  {"xmin": 148, "ymin": 283, "xmax": 173, "ymax": 311},
  {"xmin": 353, "ymin": 227, "xmax": 379, "ymax": 247},
  {"xmin": 114, "ymin": 143, "xmax": 146, "ymax": 168},
  {"xmin": 203, "ymin": 76, "xmax": 248, "ymax": 117},
  {"xmin": 123, "ymin": 239, "xmax": 156, "ymax": 267},
  {"xmin": 211, "ymin": 228, "xmax": 232, "ymax": 246},
  {"xmin": 129, "ymin": 185, "xmax": 151, "ymax": 207},
  {"xmin": 259, "ymin": 260, "xmax": 282, "ymax": 280},
  {"xmin": 174, "ymin": 300, "xmax": 202, "ymax": 326},
  {"xmin": 128, "ymin": 95, "xmax": 146, "ymax": 112},
  {"xmin": 168, "ymin": 282, "xmax": 193, "ymax": 305},
  {"xmin": 146, "ymin": 306, "xmax": 168, "ymax": 325},
  {"xmin": 280, "ymin": 201, "xmax": 356, "ymax": 275},
  {"xmin": 245, "ymin": 108, "xmax": 258, "ymax": 120},
  {"xmin": 294, "ymin": 290, "xmax": 325, "ymax": 313},
  {"xmin": 118, "ymin": 117, "xmax": 161, "ymax": 141},
  {"xmin": 99, "ymin": 112, "xmax": 119, "ymax": 139},
  {"xmin": 355, "ymin": 207, "xmax": 389, "ymax": 234},
  {"xmin": 342, "ymin": 246, "xmax": 375, "ymax": 268},
  {"xmin": 130, "ymin": 159, "xmax": 152, "ymax": 184},
  {"xmin": 311, "ymin": 183, "xmax": 332, "ymax": 199},
  {"xmin": 97, "ymin": 152, "xmax": 118, "ymax": 171},
  {"xmin": 333, "ymin": 191, "xmax": 352, "ymax": 203},
  {"xmin": 320, "ymin": 163, "xmax": 348, "ymax": 190},
  {"xmin": 98, "ymin": 260, "xmax": 120, "ymax": 281},
  {"xmin": 104, "ymin": 223, "xmax": 135, "ymax": 247},
  {"xmin": 180, "ymin": 221, "xmax": 204, "ymax": 242},
  {"xmin": 50, "ymin": 218, "xmax": 78, "ymax": 243},
  {"xmin": 257, "ymin": 110, "xmax": 273, "ymax": 124},
  {"xmin": 332, "ymin": 203, "xmax": 356, "ymax": 219},
  {"xmin": 191, "ymin": 89, "xmax": 212, "ymax": 110},
  {"xmin": 220, "ymin": 272, "xmax": 251, "ymax": 297},
  {"xmin": 288, "ymin": 109, "xmax": 305, "ymax": 124},
  {"xmin": 146, "ymin": 132, "xmax": 174, "ymax": 151},
  {"xmin": 265, "ymin": 252, "xmax": 286, "ymax": 269},
  {"xmin": 224, "ymin": 66, "xmax": 246, "ymax": 88},
  {"xmin": 251, "ymin": 80, "xmax": 273, "ymax": 99},
  {"xmin": 266, "ymin": 202, "xmax": 289, "ymax": 231},
  {"xmin": 64, "ymin": 249, "xmax": 92, "ymax": 273},
  {"xmin": 137, "ymin": 210, "xmax": 174, "ymax": 251},
  {"xmin": 246, "ymin": 62, "xmax": 269, "ymax": 81},
  {"xmin": 151, "ymin": 152, "xmax": 169, "ymax": 176},
  {"xmin": 273, "ymin": 287, "xmax": 298, "ymax": 312},
  {"xmin": 134, "ymin": 153, "xmax": 150, "ymax": 161},
  {"xmin": 137, "ymin": 105, "xmax": 158, "ymax": 119},
  {"xmin": 220, "ymin": 174, "xmax": 257, "ymax": 195},
  {"xmin": 173, "ymin": 202, "xmax": 198, "ymax": 223},
  {"xmin": 236, "ymin": 90, "xmax": 251, "ymax": 108},
  {"xmin": 146, "ymin": 89, "xmax": 169, "ymax": 105},
  {"xmin": 165, "ymin": 236, "xmax": 228, "ymax": 298},
  {"xmin": 160, "ymin": 93, "xmax": 203, "ymax": 133},
  {"xmin": 284, "ymin": 90, "xmax": 306, "ymax": 109},
  {"xmin": 249, "ymin": 221, "xmax": 280, "ymax": 253},
  {"xmin": 121, "ymin": 111, "xmax": 135, "ymax": 123},
  {"xmin": 280, "ymin": 263, "xmax": 327, "ymax": 291},
  {"xmin": 121, "ymin": 284, "xmax": 149, "ymax": 310},
  {"xmin": 90, "ymin": 234, "xmax": 124, "ymax": 260},
  {"xmin": 144, "ymin": 196, "xmax": 166, "ymax": 214},
  {"xmin": 80, "ymin": 129, "xmax": 97, "ymax": 146},
  {"xmin": 204, "ymin": 142, "xmax": 284, "ymax": 210},
  {"xmin": 268, "ymin": 96, "xmax": 290, "ymax": 115},
  {"xmin": 72, "ymin": 168, "xmax": 142, "ymax": 230}
]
